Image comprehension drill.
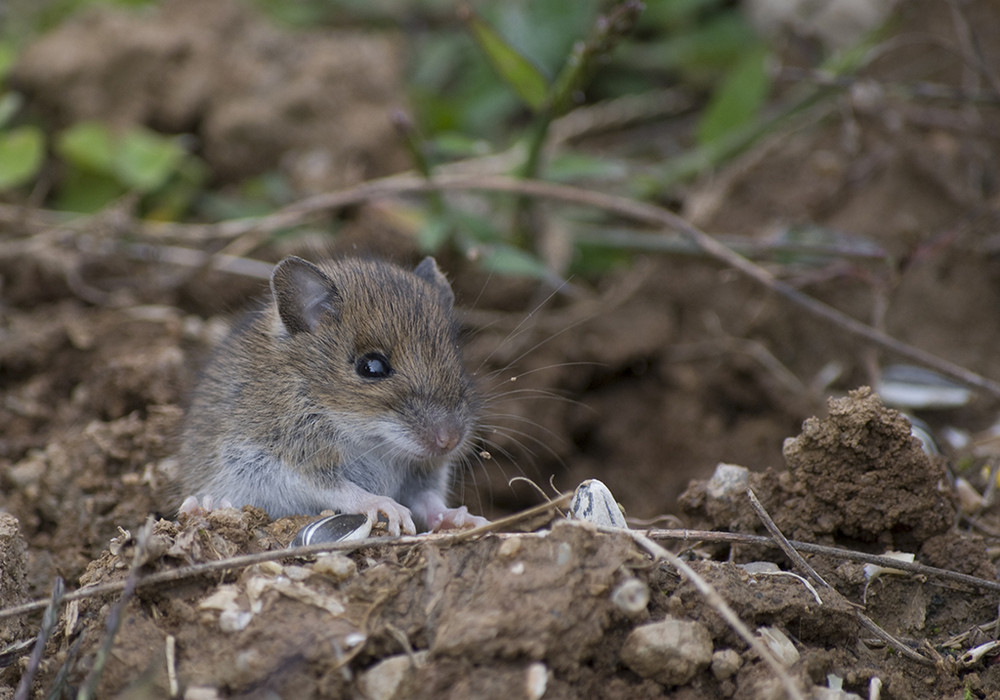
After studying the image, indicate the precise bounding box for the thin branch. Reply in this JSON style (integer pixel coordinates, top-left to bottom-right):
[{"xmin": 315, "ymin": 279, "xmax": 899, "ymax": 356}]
[
  {"xmin": 0, "ymin": 497, "xmax": 570, "ymax": 623},
  {"xmin": 777, "ymin": 67, "xmax": 1000, "ymax": 106},
  {"xmin": 14, "ymin": 578, "xmax": 64, "ymax": 700},
  {"xmin": 746, "ymin": 489, "xmax": 937, "ymax": 666},
  {"xmin": 645, "ymin": 527, "xmax": 1000, "ymax": 594},
  {"xmin": 415, "ymin": 175, "xmax": 1000, "ymax": 399},
  {"xmin": 9, "ymin": 172, "xmax": 998, "ymax": 398},
  {"xmin": 621, "ymin": 528, "xmax": 806, "ymax": 700},
  {"xmin": 745, "ymin": 489, "xmax": 831, "ymax": 591},
  {"xmin": 77, "ymin": 518, "xmax": 155, "ymax": 700}
]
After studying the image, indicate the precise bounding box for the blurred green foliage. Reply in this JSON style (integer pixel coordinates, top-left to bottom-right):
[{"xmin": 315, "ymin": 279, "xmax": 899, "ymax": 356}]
[
  {"xmin": 0, "ymin": 123, "xmax": 44, "ymax": 190},
  {"xmin": 53, "ymin": 121, "xmax": 206, "ymax": 215},
  {"xmin": 0, "ymin": 0, "xmax": 805, "ymax": 278},
  {"xmin": 0, "ymin": 0, "xmax": 154, "ymax": 41}
]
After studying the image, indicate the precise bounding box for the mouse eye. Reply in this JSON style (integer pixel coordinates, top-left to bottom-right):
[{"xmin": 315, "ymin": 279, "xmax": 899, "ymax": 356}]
[{"xmin": 355, "ymin": 352, "xmax": 393, "ymax": 380}]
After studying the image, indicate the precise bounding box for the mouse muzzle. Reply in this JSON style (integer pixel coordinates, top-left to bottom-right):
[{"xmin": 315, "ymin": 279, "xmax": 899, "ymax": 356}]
[{"xmin": 419, "ymin": 414, "xmax": 466, "ymax": 457}]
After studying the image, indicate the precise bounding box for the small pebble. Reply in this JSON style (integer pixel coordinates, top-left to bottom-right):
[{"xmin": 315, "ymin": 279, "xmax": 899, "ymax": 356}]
[
  {"xmin": 758, "ymin": 626, "xmax": 799, "ymax": 667},
  {"xmin": 525, "ymin": 662, "xmax": 548, "ymax": 700},
  {"xmin": 312, "ymin": 553, "xmax": 357, "ymax": 580},
  {"xmin": 611, "ymin": 578, "xmax": 650, "ymax": 616},
  {"xmin": 497, "ymin": 537, "xmax": 522, "ymax": 558},
  {"xmin": 706, "ymin": 463, "xmax": 749, "ymax": 499},
  {"xmin": 257, "ymin": 561, "xmax": 283, "ymax": 576},
  {"xmin": 711, "ymin": 649, "xmax": 743, "ymax": 680},
  {"xmin": 357, "ymin": 651, "xmax": 428, "ymax": 700},
  {"xmin": 620, "ymin": 616, "xmax": 713, "ymax": 686}
]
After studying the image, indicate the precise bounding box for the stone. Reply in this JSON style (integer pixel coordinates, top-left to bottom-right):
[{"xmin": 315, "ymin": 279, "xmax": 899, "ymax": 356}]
[{"xmin": 620, "ymin": 616, "xmax": 714, "ymax": 686}]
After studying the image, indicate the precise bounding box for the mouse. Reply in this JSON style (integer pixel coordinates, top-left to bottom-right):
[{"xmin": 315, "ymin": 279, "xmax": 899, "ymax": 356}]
[{"xmin": 175, "ymin": 255, "xmax": 488, "ymax": 535}]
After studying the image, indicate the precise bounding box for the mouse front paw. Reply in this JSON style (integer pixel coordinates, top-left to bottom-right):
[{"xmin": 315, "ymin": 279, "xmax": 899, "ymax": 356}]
[
  {"xmin": 357, "ymin": 496, "xmax": 416, "ymax": 536},
  {"xmin": 428, "ymin": 505, "xmax": 490, "ymax": 532}
]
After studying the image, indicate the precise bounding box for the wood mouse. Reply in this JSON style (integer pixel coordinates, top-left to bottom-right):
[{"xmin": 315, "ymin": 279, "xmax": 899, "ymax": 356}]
[{"xmin": 176, "ymin": 255, "xmax": 487, "ymax": 535}]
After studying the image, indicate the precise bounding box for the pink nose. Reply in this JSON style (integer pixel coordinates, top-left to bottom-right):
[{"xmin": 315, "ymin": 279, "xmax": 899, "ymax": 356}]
[
  {"xmin": 426, "ymin": 419, "xmax": 462, "ymax": 455},
  {"xmin": 432, "ymin": 424, "xmax": 460, "ymax": 453}
]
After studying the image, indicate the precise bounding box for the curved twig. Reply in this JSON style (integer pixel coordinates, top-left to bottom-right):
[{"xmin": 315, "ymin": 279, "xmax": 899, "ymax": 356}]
[
  {"xmin": 6, "ymin": 173, "xmax": 1000, "ymax": 398},
  {"xmin": 746, "ymin": 488, "xmax": 937, "ymax": 666},
  {"xmin": 623, "ymin": 528, "xmax": 807, "ymax": 700}
]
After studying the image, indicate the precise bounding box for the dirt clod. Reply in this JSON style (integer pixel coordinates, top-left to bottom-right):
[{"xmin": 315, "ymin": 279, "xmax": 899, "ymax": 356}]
[{"xmin": 781, "ymin": 386, "xmax": 954, "ymax": 545}]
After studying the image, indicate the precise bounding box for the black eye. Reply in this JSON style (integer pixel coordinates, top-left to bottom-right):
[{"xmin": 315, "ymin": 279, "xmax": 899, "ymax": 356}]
[{"xmin": 355, "ymin": 352, "xmax": 393, "ymax": 379}]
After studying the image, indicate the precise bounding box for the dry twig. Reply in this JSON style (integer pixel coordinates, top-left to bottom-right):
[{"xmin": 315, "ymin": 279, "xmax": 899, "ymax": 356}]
[
  {"xmin": 77, "ymin": 518, "xmax": 156, "ymax": 700},
  {"xmin": 647, "ymin": 527, "xmax": 1000, "ymax": 594},
  {"xmin": 13, "ymin": 578, "xmax": 64, "ymax": 700},
  {"xmin": 5, "ymin": 172, "xmax": 999, "ymax": 399},
  {"xmin": 0, "ymin": 496, "xmax": 570, "ymax": 623},
  {"xmin": 622, "ymin": 528, "xmax": 806, "ymax": 700},
  {"xmin": 745, "ymin": 489, "xmax": 938, "ymax": 666}
]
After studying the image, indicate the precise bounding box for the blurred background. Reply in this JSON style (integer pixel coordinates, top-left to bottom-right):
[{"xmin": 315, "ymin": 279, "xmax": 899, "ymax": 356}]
[{"xmin": 1, "ymin": 0, "xmax": 999, "ymax": 582}]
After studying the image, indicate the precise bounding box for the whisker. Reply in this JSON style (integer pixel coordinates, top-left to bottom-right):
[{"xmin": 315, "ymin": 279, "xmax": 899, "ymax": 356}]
[
  {"xmin": 479, "ymin": 414, "xmax": 566, "ymax": 443},
  {"xmin": 475, "ymin": 433, "xmax": 530, "ymax": 463},
  {"xmin": 478, "ymin": 424, "xmax": 566, "ymax": 465},
  {"xmin": 498, "ymin": 360, "xmax": 604, "ymax": 380},
  {"xmin": 481, "ymin": 388, "xmax": 585, "ymax": 407},
  {"xmin": 486, "ymin": 309, "xmax": 597, "ymax": 379},
  {"xmin": 468, "ymin": 440, "xmax": 518, "ymax": 487},
  {"xmin": 470, "ymin": 282, "xmax": 570, "ymax": 375}
]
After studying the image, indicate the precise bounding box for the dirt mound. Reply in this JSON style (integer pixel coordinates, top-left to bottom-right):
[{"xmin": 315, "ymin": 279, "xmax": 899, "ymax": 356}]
[{"xmin": 3, "ymin": 390, "xmax": 997, "ymax": 698}]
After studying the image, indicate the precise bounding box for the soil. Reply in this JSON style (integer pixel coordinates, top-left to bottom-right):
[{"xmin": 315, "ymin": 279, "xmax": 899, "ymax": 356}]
[{"xmin": 3, "ymin": 0, "xmax": 1000, "ymax": 698}]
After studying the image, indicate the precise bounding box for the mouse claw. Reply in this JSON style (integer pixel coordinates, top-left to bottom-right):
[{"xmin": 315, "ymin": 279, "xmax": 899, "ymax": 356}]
[
  {"xmin": 179, "ymin": 495, "xmax": 202, "ymax": 515},
  {"xmin": 178, "ymin": 495, "xmax": 235, "ymax": 517},
  {"xmin": 361, "ymin": 497, "xmax": 415, "ymax": 536},
  {"xmin": 375, "ymin": 510, "xmax": 415, "ymax": 537}
]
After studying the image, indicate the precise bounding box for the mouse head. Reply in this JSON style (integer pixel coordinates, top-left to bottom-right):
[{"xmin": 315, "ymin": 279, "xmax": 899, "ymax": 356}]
[{"xmin": 269, "ymin": 256, "xmax": 475, "ymax": 463}]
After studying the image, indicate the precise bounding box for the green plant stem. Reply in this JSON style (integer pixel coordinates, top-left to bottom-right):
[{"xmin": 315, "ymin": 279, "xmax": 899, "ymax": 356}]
[{"xmin": 512, "ymin": 0, "xmax": 644, "ymax": 248}]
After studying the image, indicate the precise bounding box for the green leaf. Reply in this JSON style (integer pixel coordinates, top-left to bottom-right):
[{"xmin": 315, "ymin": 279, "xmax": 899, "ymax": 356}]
[
  {"xmin": 465, "ymin": 10, "xmax": 549, "ymax": 112},
  {"xmin": 696, "ymin": 44, "xmax": 771, "ymax": 145},
  {"xmin": 0, "ymin": 42, "xmax": 16, "ymax": 82},
  {"xmin": 451, "ymin": 209, "xmax": 505, "ymax": 244},
  {"xmin": 654, "ymin": 12, "xmax": 754, "ymax": 77},
  {"xmin": 478, "ymin": 244, "xmax": 550, "ymax": 279},
  {"xmin": 56, "ymin": 122, "xmax": 116, "ymax": 174},
  {"xmin": 489, "ymin": 0, "xmax": 601, "ymax": 75},
  {"xmin": 417, "ymin": 216, "xmax": 452, "ymax": 254},
  {"xmin": 0, "ymin": 126, "xmax": 44, "ymax": 190},
  {"xmin": 546, "ymin": 151, "xmax": 627, "ymax": 181},
  {"xmin": 143, "ymin": 155, "xmax": 208, "ymax": 221},
  {"xmin": 428, "ymin": 132, "xmax": 492, "ymax": 160},
  {"xmin": 113, "ymin": 127, "xmax": 186, "ymax": 192},
  {"xmin": 54, "ymin": 169, "xmax": 124, "ymax": 213},
  {"xmin": 0, "ymin": 92, "xmax": 23, "ymax": 130}
]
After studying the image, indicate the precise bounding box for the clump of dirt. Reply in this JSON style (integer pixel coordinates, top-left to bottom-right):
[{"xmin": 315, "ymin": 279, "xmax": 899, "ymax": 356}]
[
  {"xmin": 18, "ymin": 457, "xmax": 1000, "ymax": 700},
  {"xmin": 680, "ymin": 388, "xmax": 968, "ymax": 556},
  {"xmin": 0, "ymin": 515, "xmax": 29, "ymax": 649},
  {"xmin": 30, "ymin": 513, "xmax": 655, "ymax": 698},
  {"xmin": 782, "ymin": 386, "xmax": 954, "ymax": 544}
]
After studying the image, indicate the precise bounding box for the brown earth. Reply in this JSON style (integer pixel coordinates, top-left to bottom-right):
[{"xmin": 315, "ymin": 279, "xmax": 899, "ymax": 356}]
[{"xmin": 3, "ymin": 0, "xmax": 1000, "ymax": 697}]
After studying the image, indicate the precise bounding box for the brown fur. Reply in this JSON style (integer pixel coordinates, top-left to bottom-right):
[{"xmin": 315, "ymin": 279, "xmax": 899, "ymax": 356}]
[{"xmin": 175, "ymin": 256, "xmax": 481, "ymax": 533}]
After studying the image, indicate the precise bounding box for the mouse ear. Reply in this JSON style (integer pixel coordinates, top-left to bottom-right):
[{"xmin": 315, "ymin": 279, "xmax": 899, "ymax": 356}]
[
  {"xmin": 413, "ymin": 256, "xmax": 455, "ymax": 308},
  {"xmin": 270, "ymin": 257, "xmax": 341, "ymax": 334}
]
